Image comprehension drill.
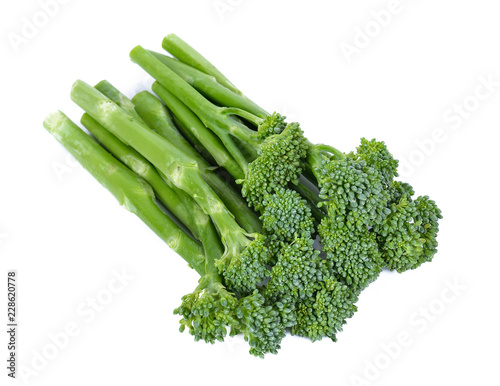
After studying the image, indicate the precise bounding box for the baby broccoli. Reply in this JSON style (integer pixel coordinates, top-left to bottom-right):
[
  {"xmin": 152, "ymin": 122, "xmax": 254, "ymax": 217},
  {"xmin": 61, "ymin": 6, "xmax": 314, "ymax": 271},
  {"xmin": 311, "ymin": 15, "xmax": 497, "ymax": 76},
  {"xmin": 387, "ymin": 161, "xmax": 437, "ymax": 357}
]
[{"xmin": 43, "ymin": 33, "xmax": 443, "ymax": 358}]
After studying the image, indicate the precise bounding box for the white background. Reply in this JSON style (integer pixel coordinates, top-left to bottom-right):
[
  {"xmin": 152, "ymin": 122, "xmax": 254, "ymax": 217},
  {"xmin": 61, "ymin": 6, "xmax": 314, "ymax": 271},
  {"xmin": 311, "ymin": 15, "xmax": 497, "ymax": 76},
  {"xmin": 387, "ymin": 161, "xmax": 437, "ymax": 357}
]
[{"xmin": 1, "ymin": 0, "xmax": 499, "ymax": 385}]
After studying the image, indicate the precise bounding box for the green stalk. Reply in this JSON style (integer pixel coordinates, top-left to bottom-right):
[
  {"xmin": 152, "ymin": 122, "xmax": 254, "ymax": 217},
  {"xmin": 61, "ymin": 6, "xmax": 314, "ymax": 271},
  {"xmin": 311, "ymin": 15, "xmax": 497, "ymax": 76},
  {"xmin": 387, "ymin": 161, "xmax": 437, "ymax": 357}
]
[
  {"xmin": 132, "ymin": 89, "xmax": 262, "ymax": 234},
  {"xmin": 81, "ymin": 113, "xmax": 200, "ymax": 239},
  {"xmin": 71, "ymin": 80, "xmax": 252, "ymax": 262},
  {"xmin": 96, "ymin": 84, "xmax": 260, "ymax": 233},
  {"xmin": 133, "ymin": 89, "xmax": 240, "ymax": 177},
  {"xmin": 293, "ymin": 182, "xmax": 326, "ymax": 222},
  {"xmin": 171, "ymin": 115, "xmax": 217, "ymax": 164},
  {"xmin": 150, "ymin": 51, "xmax": 268, "ymax": 118},
  {"xmin": 131, "ymin": 91, "xmax": 182, "ymax": 145},
  {"xmin": 43, "ymin": 111, "xmax": 205, "ymax": 275},
  {"xmin": 149, "ymin": 83, "xmax": 244, "ymax": 179},
  {"xmin": 191, "ymin": 204, "xmax": 224, "ymax": 279},
  {"xmin": 94, "ymin": 80, "xmax": 144, "ymax": 122},
  {"xmin": 314, "ymin": 144, "xmax": 345, "ymax": 160},
  {"xmin": 130, "ymin": 46, "xmax": 256, "ymax": 173},
  {"xmin": 162, "ymin": 33, "xmax": 241, "ymax": 96}
]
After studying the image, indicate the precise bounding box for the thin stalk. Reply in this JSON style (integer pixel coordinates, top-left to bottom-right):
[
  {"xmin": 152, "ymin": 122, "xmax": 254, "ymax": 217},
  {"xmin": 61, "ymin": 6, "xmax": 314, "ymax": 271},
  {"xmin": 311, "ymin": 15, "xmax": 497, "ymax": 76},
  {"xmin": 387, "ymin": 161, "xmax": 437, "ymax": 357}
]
[
  {"xmin": 150, "ymin": 51, "xmax": 268, "ymax": 118},
  {"xmin": 132, "ymin": 91, "xmax": 189, "ymax": 151},
  {"xmin": 43, "ymin": 111, "xmax": 205, "ymax": 275},
  {"xmin": 95, "ymin": 80, "xmax": 144, "ymax": 122},
  {"xmin": 293, "ymin": 182, "xmax": 326, "ymax": 222},
  {"xmin": 81, "ymin": 113, "xmax": 200, "ymax": 239},
  {"xmin": 162, "ymin": 33, "xmax": 242, "ymax": 96},
  {"xmin": 171, "ymin": 115, "xmax": 217, "ymax": 165},
  {"xmin": 191, "ymin": 204, "xmax": 224, "ymax": 279},
  {"xmin": 139, "ymin": 86, "xmax": 243, "ymax": 179},
  {"xmin": 314, "ymin": 144, "xmax": 345, "ymax": 160}
]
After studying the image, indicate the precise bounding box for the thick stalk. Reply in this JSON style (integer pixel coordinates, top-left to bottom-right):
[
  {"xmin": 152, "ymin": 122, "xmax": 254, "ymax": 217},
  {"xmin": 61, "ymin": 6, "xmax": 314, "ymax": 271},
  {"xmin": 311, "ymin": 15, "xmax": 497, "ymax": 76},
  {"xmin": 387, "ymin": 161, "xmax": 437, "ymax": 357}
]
[
  {"xmin": 133, "ymin": 89, "xmax": 262, "ymax": 234},
  {"xmin": 162, "ymin": 33, "xmax": 242, "ymax": 96},
  {"xmin": 81, "ymin": 113, "xmax": 200, "ymax": 239},
  {"xmin": 43, "ymin": 111, "xmax": 205, "ymax": 275},
  {"xmin": 71, "ymin": 80, "xmax": 251, "ymax": 260},
  {"xmin": 150, "ymin": 51, "xmax": 268, "ymax": 118}
]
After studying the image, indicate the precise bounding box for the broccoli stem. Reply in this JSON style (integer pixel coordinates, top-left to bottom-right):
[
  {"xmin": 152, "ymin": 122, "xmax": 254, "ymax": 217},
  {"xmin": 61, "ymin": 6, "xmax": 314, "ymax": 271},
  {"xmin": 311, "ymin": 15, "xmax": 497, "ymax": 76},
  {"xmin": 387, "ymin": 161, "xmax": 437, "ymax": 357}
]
[
  {"xmin": 314, "ymin": 144, "xmax": 345, "ymax": 160},
  {"xmin": 147, "ymin": 84, "xmax": 244, "ymax": 179},
  {"xmin": 70, "ymin": 80, "xmax": 252, "ymax": 259},
  {"xmin": 132, "ymin": 90, "xmax": 211, "ymax": 163},
  {"xmin": 43, "ymin": 111, "xmax": 206, "ymax": 275},
  {"xmin": 150, "ymin": 50, "xmax": 268, "ymax": 118},
  {"xmin": 81, "ymin": 113, "xmax": 200, "ymax": 239},
  {"xmin": 293, "ymin": 182, "xmax": 326, "ymax": 222},
  {"xmin": 130, "ymin": 91, "xmax": 179, "ymax": 138},
  {"xmin": 191, "ymin": 205, "xmax": 224, "ymax": 279},
  {"xmin": 171, "ymin": 114, "xmax": 217, "ymax": 165},
  {"xmin": 162, "ymin": 33, "xmax": 242, "ymax": 96},
  {"xmin": 94, "ymin": 82, "xmax": 260, "ymax": 233},
  {"xmin": 130, "ymin": 46, "xmax": 256, "ymax": 173},
  {"xmin": 94, "ymin": 80, "xmax": 144, "ymax": 122},
  {"xmin": 132, "ymin": 88, "xmax": 262, "ymax": 234}
]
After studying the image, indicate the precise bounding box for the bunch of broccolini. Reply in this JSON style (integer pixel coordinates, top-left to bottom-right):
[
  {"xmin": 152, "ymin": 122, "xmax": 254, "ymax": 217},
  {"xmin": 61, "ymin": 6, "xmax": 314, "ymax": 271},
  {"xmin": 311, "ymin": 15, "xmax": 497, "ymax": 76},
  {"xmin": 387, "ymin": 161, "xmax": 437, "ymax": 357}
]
[{"xmin": 43, "ymin": 34, "xmax": 442, "ymax": 357}]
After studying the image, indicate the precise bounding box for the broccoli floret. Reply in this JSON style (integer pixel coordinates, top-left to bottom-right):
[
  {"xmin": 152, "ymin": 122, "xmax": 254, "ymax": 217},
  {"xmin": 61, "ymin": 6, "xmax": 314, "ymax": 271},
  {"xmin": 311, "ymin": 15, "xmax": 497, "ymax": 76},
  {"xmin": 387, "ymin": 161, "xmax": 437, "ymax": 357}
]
[
  {"xmin": 387, "ymin": 181, "xmax": 415, "ymax": 205},
  {"xmin": 266, "ymin": 237, "xmax": 359, "ymax": 343},
  {"xmin": 320, "ymin": 216, "xmax": 383, "ymax": 292},
  {"xmin": 413, "ymin": 196, "xmax": 442, "ymax": 265},
  {"xmin": 233, "ymin": 291, "xmax": 296, "ymax": 357},
  {"xmin": 175, "ymin": 278, "xmax": 295, "ymax": 357},
  {"xmin": 174, "ymin": 277, "xmax": 238, "ymax": 343},
  {"xmin": 377, "ymin": 195, "xmax": 442, "ymax": 272},
  {"xmin": 254, "ymin": 112, "xmax": 287, "ymax": 139},
  {"xmin": 317, "ymin": 156, "xmax": 390, "ymax": 228},
  {"xmin": 374, "ymin": 188, "xmax": 442, "ymax": 272},
  {"xmin": 291, "ymin": 276, "xmax": 358, "ymax": 342},
  {"xmin": 265, "ymin": 237, "xmax": 323, "ymax": 301},
  {"xmin": 355, "ymin": 138, "xmax": 399, "ymax": 186},
  {"xmin": 261, "ymin": 188, "xmax": 315, "ymax": 241},
  {"xmin": 241, "ymin": 122, "xmax": 309, "ymax": 211},
  {"xmin": 216, "ymin": 234, "xmax": 270, "ymax": 296}
]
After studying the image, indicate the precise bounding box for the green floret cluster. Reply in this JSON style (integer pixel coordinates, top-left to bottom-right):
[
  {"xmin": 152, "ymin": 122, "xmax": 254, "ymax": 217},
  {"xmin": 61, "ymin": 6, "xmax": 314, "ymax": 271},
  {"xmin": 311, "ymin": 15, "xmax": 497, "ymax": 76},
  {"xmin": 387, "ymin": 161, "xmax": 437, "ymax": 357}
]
[
  {"xmin": 216, "ymin": 234, "xmax": 270, "ymax": 295},
  {"xmin": 292, "ymin": 276, "xmax": 358, "ymax": 342},
  {"xmin": 255, "ymin": 112, "xmax": 287, "ymax": 139},
  {"xmin": 44, "ymin": 33, "xmax": 442, "ymax": 358},
  {"xmin": 261, "ymin": 188, "xmax": 315, "ymax": 241},
  {"xmin": 241, "ymin": 122, "xmax": 309, "ymax": 211},
  {"xmin": 319, "ymin": 217, "xmax": 383, "ymax": 292}
]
